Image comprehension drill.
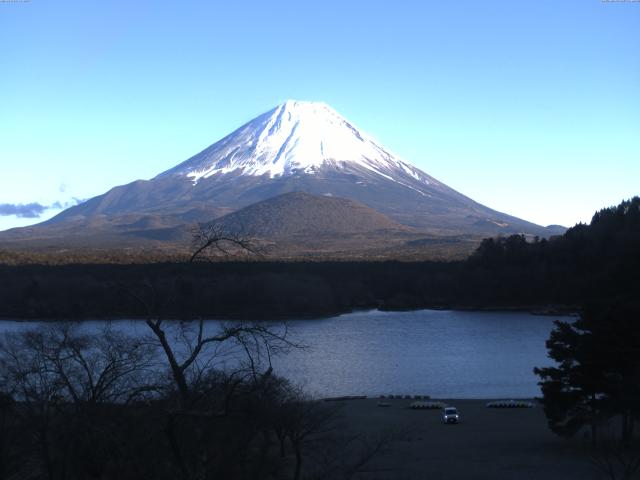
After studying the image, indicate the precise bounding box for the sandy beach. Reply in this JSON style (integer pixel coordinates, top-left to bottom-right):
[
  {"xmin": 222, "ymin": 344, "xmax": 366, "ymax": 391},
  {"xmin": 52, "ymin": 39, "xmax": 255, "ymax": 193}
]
[{"xmin": 334, "ymin": 398, "xmax": 600, "ymax": 480}]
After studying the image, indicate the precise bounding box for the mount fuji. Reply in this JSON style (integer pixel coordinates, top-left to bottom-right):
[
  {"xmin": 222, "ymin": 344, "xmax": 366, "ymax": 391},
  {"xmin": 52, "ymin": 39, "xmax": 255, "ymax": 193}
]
[{"xmin": 1, "ymin": 101, "xmax": 563, "ymax": 254}]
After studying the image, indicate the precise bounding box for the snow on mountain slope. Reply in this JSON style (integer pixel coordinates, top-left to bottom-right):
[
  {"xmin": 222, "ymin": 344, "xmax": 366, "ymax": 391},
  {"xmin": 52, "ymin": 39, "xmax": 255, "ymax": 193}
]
[
  {"xmin": 9, "ymin": 99, "xmax": 561, "ymax": 243},
  {"xmin": 159, "ymin": 100, "xmax": 435, "ymax": 194}
]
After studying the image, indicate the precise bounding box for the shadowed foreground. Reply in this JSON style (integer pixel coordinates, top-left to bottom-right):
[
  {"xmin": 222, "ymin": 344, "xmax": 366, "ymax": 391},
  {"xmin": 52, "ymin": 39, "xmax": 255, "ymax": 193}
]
[{"xmin": 336, "ymin": 398, "xmax": 599, "ymax": 480}]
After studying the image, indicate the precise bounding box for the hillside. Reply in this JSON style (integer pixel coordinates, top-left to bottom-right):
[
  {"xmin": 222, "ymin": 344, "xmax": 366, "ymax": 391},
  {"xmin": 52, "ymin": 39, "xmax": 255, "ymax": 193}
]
[
  {"xmin": 0, "ymin": 101, "xmax": 563, "ymax": 256},
  {"xmin": 213, "ymin": 191, "xmax": 410, "ymax": 237}
]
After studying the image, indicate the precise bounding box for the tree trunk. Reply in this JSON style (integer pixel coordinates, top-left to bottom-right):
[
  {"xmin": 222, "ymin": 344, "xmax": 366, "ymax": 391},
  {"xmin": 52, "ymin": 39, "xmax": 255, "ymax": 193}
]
[
  {"xmin": 621, "ymin": 410, "xmax": 633, "ymax": 445},
  {"xmin": 146, "ymin": 320, "xmax": 191, "ymax": 407},
  {"xmin": 293, "ymin": 442, "xmax": 302, "ymax": 480},
  {"xmin": 41, "ymin": 435, "xmax": 55, "ymax": 480},
  {"xmin": 258, "ymin": 429, "xmax": 271, "ymax": 471},
  {"xmin": 590, "ymin": 394, "xmax": 598, "ymax": 446},
  {"xmin": 165, "ymin": 414, "xmax": 190, "ymax": 480},
  {"xmin": 277, "ymin": 431, "xmax": 286, "ymax": 458}
]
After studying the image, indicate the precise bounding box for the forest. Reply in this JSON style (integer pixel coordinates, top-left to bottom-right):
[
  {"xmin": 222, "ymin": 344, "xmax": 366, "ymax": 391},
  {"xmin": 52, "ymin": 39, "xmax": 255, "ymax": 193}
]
[{"xmin": 0, "ymin": 197, "xmax": 638, "ymax": 320}]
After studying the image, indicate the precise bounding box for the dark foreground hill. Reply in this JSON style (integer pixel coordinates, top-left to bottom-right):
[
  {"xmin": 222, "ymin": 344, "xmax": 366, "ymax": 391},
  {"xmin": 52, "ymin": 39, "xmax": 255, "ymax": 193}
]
[
  {"xmin": 210, "ymin": 191, "xmax": 427, "ymax": 256},
  {"xmin": 214, "ymin": 191, "xmax": 411, "ymax": 238}
]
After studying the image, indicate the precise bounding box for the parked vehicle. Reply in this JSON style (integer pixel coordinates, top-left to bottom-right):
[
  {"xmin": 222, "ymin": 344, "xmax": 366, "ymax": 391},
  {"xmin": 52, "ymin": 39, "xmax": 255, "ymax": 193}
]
[{"xmin": 442, "ymin": 406, "xmax": 461, "ymax": 424}]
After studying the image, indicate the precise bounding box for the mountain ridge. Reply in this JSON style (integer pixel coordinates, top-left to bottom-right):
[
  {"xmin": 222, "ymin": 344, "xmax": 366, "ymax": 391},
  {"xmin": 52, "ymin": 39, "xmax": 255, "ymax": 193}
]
[{"xmin": 0, "ymin": 100, "xmax": 565, "ymax": 254}]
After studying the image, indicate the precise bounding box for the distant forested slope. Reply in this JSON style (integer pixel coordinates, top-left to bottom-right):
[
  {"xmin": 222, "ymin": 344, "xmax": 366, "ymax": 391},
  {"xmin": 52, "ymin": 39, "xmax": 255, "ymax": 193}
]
[{"xmin": 0, "ymin": 197, "xmax": 637, "ymax": 320}]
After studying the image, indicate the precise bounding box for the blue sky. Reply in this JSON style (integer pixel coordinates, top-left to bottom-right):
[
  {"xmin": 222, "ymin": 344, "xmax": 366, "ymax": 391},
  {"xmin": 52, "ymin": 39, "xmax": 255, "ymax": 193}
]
[{"xmin": 1, "ymin": 0, "xmax": 638, "ymax": 231}]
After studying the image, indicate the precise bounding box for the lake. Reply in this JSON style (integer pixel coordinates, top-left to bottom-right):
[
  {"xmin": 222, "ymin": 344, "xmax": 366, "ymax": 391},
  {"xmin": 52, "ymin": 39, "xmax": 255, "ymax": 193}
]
[{"xmin": 0, "ymin": 309, "xmax": 568, "ymax": 399}]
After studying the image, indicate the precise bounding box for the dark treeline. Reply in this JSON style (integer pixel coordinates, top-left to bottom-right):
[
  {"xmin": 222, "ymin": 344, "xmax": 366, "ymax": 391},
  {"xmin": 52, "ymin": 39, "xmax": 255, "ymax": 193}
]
[
  {"xmin": 468, "ymin": 196, "xmax": 640, "ymax": 307},
  {"xmin": 0, "ymin": 260, "xmax": 457, "ymax": 320},
  {"xmin": 1, "ymin": 197, "xmax": 639, "ymax": 320},
  {"xmin": 531, "ymin": 199, "xmax": 640, "ymax": 477},
  {"xmin": 535, "ymin": 301, "xmax": 640, "ymax": 443}
]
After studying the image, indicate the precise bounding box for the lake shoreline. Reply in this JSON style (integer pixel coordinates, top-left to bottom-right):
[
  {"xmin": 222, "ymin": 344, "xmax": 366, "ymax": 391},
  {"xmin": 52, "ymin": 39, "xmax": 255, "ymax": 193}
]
[
  {"xmin": 0, "ymin": 310, "xmax": 559, "ymax": 399},
  {"xmin": 0, "ymin": 303, "xmax": 579, "ymax": 323}
]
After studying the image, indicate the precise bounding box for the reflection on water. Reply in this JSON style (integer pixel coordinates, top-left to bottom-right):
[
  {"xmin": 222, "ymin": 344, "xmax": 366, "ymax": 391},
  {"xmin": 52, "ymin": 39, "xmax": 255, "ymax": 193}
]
[{"xmin": 0, "ymin": 309, "xmax": 565, "ymax": 399}]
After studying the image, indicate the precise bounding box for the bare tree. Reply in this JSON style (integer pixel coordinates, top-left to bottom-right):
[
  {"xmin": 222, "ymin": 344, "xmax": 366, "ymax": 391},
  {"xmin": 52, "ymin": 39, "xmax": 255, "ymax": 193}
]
[
  {"xmin": 190, "ymin": 223, "xmax": 262, "ymax": 263},
  {"xmin": 284, "ymin": 396, "xmax": 344, "ymax": 480},
  {"xmin": 114, "ymin": 226, "xmax": 303, "ymax": 480},
  {"xmin": 266, "ymin": 383, "xmax": 396, "ymax": 480},
  {"xmin": 1, "ymin": 324, "xmax": 157, "ymax": 406},
  {"xmin": 118, "ymin": 225, "xmax": 291, "ymax": 409},
  {"xmin": 114, "ymin": 225, "xmax": 393, "ymax": 480},
  {"xmin": 0, "ymin": 323, "xmax": 158, "ymax": 480},
  {"xmin": 1, "ymin": 332, "xmax": 61, "ymax": 480},
  {"xmin": 143, "ymin": 316, "xmax": 296, "ymax": 409}
]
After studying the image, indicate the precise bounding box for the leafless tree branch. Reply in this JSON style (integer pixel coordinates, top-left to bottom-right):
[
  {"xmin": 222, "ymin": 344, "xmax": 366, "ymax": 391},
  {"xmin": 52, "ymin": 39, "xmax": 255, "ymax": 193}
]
[{"xmin": 190, "ymin": 223, "xmax": 263, "ymax": 263}]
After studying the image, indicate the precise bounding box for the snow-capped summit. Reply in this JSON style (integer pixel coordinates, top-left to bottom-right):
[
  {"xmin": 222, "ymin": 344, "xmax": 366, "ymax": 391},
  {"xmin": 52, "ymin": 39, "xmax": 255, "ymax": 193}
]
[
  {"xmin": 159, "ymin": 100, "xmax": 434, "ymax": 192},
  {"xmin": 21, "ymin": 100, "xmax": 560, "ymax": 243}
]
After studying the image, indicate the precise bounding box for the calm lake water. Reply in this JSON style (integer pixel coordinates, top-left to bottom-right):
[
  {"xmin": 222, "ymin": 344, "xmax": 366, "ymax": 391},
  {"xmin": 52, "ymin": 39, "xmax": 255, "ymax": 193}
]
[{"xmin": 0, "ymin": 309, "xmax": 568, "ymax": 399}]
